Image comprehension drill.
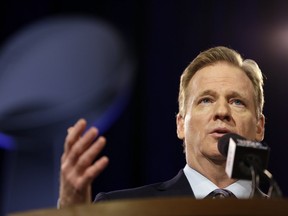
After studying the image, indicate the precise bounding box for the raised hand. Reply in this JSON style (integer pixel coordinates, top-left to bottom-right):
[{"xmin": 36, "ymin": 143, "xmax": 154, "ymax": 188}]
[{"xmin": 59, "ymin": 119, "xmax": 109, "ymax": 207}]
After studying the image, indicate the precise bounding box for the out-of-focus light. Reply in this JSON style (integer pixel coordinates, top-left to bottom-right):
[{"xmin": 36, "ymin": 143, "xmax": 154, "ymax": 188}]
[
  {"xmin": 0, "ymin": 133, "xmax": 15, "ymax": 150},
  {"xmin": 264, "ymin": 23, "xmax": 288, "ymax": 57}
]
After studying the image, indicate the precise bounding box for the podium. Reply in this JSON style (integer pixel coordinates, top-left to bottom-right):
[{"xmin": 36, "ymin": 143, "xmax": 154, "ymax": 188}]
[{"xmin": 8, "ymin": 197, "xmax": 288, "ymax": 216}]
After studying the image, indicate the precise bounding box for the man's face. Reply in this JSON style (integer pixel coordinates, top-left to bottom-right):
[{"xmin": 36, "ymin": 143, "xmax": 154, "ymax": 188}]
[{"xmin": 176, "ymin": 62, "xmax": 265, "ymax": 167}]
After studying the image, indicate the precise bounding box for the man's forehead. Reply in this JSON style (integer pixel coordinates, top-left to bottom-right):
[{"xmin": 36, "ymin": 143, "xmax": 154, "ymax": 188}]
[
  {"xmin": 186, "ymin": 65, "xmax": 257, "ymax": 103},
  {"xmin": 189, "ymin": 64, "xmax": 254, "ymax": 90}
]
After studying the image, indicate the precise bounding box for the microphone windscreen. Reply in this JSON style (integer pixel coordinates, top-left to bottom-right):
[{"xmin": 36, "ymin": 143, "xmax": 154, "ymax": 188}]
[{"xmin": 218, "ymin": 133, "xmax": 245, "ymax": 156}]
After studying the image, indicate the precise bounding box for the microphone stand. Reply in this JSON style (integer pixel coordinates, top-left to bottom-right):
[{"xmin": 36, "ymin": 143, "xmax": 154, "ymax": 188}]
[
  {"xmin": 247, "ymin": 161, "xmax": 282, "ymax": 198},
  {"xmin": 262, "ymin": 169, "xmax": 282, "ymax": 198}
]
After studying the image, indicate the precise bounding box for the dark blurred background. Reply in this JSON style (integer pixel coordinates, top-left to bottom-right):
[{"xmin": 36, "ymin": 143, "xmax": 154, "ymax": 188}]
[{"xmin": 0, "ymin": 0, "xmax": 288, "ymax": 214}]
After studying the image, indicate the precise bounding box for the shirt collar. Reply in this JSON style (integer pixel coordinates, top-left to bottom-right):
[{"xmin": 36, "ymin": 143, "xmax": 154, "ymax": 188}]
[{"xmin": 183, "ymin": 164, "xmax": 252, "ymax": 199}]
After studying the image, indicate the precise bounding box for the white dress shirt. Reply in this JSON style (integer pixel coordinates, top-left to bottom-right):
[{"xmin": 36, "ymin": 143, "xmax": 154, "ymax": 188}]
[{"xmin": 183, "ymin": 164, "xmax": 252, "ymax": 199}]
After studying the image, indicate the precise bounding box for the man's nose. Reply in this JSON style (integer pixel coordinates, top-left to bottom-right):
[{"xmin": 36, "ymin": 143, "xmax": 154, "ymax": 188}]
[{"xmin": 213, "ymin": 100, "xmax": 231, "ymax": 121}]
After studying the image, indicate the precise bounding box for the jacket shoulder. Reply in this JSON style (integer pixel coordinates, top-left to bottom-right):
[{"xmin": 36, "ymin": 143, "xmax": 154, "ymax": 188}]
[{"xmin": 94, "ymin": 169, "xmax": 194, "ymax": 202}]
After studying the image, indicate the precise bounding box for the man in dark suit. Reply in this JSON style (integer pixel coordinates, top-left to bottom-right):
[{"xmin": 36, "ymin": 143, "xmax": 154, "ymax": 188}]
[{"xmin": 58, "ymin": 46, "xmax": 267, "ymax": 207}]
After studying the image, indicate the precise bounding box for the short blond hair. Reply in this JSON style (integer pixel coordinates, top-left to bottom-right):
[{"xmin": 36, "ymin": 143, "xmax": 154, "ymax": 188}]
[{"xmin": 178, "ymin": 46, "xmax": 264, "ymax": 119}]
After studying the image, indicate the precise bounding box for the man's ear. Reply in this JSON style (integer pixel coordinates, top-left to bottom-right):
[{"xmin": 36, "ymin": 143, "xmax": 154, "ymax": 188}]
[
  {"xmin": 255, "ymin": 114, "xmax": 265, "ymax": 141},
  {"xmin": 176, "ymin": 113, "xmax": 184, "ymax": 140}
]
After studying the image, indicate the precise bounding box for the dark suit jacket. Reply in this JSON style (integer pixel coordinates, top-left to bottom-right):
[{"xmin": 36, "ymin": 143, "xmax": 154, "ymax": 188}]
[
  {"xmin": 94, "ymin": 169, "xmax": 267, "ymax": 202},
  {"xmin": 94, "ymin": 170, "xmax": 194, "ymax": 202}
]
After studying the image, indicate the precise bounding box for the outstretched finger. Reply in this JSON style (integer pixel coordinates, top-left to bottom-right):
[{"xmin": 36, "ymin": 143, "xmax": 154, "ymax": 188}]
[
  {"xmin": 76, "ymin": 136, "xmax": 107, "ymax": 172},
  {"xmin": 80, "ymin": 156, "xmax": 109, "ymax": 186},
  {"xmin": 64, "ymin": 119, "xmax": 87, "ymax": 154},
  {"xmin": 66, "ymin": 127, "xmax": 100, "ymax": 165}
]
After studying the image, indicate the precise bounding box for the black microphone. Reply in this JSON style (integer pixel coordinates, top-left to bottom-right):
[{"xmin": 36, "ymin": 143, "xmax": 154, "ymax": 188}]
[{"xmin": 218, "ymin": 133, "xmax": 270, "ymax": 180}]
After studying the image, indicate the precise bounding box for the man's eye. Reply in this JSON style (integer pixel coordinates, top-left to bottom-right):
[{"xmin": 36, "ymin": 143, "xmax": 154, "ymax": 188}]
[
  {"xmin": 231, "ymin": 99, "xmax": 244, "ymax": 106},
  {"xmin": 200, "ymin": 98, "xmax": 212, "ymax": 104}
]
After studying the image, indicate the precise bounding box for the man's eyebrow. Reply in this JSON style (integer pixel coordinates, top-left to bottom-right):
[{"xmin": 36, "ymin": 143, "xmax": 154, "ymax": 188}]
[
  {"xmin": 196, "ymin": 90, "xmax": 247, "ymax": 99},
  {"xmin": 228, "ymin": 91, "xmax": 247, "ymax": 99},
  {"xmin": 197, "ymin": 90, "xmax": 217, "ymax": 97}
]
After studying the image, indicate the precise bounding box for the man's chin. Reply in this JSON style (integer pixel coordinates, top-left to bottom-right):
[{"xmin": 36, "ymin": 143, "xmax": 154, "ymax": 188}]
[{"xmin": 209, "ymin": 154, "xmax": 227, "ymax": 163}]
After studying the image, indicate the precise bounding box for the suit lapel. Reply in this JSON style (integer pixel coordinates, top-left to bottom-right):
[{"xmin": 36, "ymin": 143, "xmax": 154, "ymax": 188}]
[{"xmin": 156, "ymin": 169, "xmax": 195, "ymax": 197}]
